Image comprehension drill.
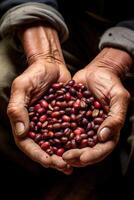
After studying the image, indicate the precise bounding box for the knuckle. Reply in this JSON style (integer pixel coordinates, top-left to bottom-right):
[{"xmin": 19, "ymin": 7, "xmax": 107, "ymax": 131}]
[
  {"xmin": 124, "ymin": 90, "xmax": 131, "ymax": 101},
  {"xmin": 118, "ymin": 89, "xmax": 130, "ymax": 101},
  {"xmin": 32, "ymin": 148, "xmax": 40, "ymax": 162},
  {"xmin": 12, "ymin": 76, "xmax": 27, "ymax": 90},
  {"xmin": 12, "ymin": 76, "xmax": 21, "ymax": 85},
  {"xmin": 7, "ymin": 104, "xmax": 19, "ymax": 117}
]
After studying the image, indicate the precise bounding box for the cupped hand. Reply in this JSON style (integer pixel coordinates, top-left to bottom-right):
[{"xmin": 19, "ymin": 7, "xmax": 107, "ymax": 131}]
[
  {"xmin": 62, "ymin": 47, "xmax": 132, "ymax": 167},
  {"xmin": 7, "ymin": 59, "xmax": 72, "ymax": 174},
  {"xmin": 7, "ymin": 25, "xmax": 73, "ymax": 174}
]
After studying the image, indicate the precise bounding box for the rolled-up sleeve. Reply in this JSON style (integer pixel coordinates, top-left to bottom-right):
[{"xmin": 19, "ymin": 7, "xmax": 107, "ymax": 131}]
[
  {"xmin": 99, "ymin": 19, "xmax": 134, "ymax": 57},
  {"xmin": 0, "ymin": 1, "xmax": 69, "ymax": 48},
  {"xmin": 0, "ymin": 0, "xmax": 58, "ymax": 17}
]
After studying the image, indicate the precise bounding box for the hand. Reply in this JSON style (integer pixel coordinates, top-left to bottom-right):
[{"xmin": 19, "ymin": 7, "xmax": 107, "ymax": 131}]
[
  {"xmin": 7, "ymin": 25, "xmax": 72, "ymax": 174},
  {"xmin": 62, "ymin": 47, "xmax": 132, "ymax": 167}
]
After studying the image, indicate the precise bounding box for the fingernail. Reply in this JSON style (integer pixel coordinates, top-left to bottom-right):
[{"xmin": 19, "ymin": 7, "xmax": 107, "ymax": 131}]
[
  {"xmin": 15, "ymin": 122, "xmax": 25, "ymax": 136},
  {"xmin": 98, "ymin": 127, "xmax": 111, "ymax": 142}
]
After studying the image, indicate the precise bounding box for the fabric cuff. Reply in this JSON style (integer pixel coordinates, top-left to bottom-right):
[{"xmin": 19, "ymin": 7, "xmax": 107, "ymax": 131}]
[
  {"xmin": 0, "ymin": 2, "xmax": 69, "ymax": 50},
  {"xmin": 99, "ymin": 27, "xmax": 134, "ymax": 57}
]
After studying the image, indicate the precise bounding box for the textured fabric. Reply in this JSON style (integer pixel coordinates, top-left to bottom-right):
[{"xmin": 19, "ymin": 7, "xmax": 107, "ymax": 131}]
[
  {"xmin": 0, "ymin": 2, "xmax": 69, "ymax": 49},
  {"xmin": 99, "ymin": 27, "xmax": 134, "ymax": 57},
  {"xmin": 0, "ymin": 0, "xmax": 58, "ymax": 17}
]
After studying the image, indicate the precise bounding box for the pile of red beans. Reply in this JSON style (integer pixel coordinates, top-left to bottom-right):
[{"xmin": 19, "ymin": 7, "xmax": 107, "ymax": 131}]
[{"xmin": 28, "ymin": 80, "xmax": 107, "ymax": 156}]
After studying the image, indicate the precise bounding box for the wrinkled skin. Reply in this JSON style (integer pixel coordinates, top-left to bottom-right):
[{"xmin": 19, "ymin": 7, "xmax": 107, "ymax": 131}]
[
  {"xmin": 7, "ymin": 23, "xmax": 133, "ymax": 172},
  {"xmin": 7, "ymin": 25, "xmax": 73, "ymax": 174},
  {"xmin": 62, "ymin": 47, "xmax": 132, "ymax": 167}
]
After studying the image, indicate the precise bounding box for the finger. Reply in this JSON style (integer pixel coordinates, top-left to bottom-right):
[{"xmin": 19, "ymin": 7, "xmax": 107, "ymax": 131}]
[
  {"xmin": 7, "ymin": 79, "xmax": 30, "ymax": 137},
  {"xmin": 73, "ymin": 70, "xmax": 88, "ymax": 87},
  {"xmin": 73, "ymin": 70, "xmax": 109, "ymax": 112},
  {"xmin": 80, "ymin": 141, "xmax": 114, "ymax": 165},
  {"xmin": 97, "ymin": 88, "xmax": 130, "ymax": 142},
  {"xmin": 16, "ymin": 137, "xmax": 51, "ymax": 168},
  {"xmin": 51, "ymin": 154, "xmax": 67, "ymax": 169},
  {"xmin": 50, "ymin": 155, "xmax": 73, "ymax": 175},
  {"xmin": 62, "ymin": 149, "xmax": 82, "ymax": 166},
  {"xmin": 58, "ymin": 66, "xmax": 71, "ymax": 84}
]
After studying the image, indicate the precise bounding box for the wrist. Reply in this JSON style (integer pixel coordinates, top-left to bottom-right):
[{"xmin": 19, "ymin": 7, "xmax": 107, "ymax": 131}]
[
  {"xmin": 18, "ymin": 23, "xmax": 65, "ymax": 65},
  {"xmin": 89, "ymin": 47, "xmax": 133, "ymax": 78}
]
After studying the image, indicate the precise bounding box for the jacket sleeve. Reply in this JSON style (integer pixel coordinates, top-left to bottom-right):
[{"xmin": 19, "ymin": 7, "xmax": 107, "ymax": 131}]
[
  {"xmin": 0, "ymin": 0, "xmax": 58, "ymax": 17},
  {"xmin": 99, "ymin": 19, "xmax": 134, "ymax": 57},
  {"xmin": 0, "ymin": 1, "xmax": 69, "ymax": 46}
]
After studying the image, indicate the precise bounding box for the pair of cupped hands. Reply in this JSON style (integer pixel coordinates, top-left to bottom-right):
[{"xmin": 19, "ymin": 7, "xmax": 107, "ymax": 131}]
[{"xmin": 7, "ymin": 25, "xmax": 132, "ymax": 175}]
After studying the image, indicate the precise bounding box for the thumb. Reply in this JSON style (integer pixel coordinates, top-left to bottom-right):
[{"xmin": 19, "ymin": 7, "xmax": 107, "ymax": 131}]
[
  {"xmin": 97, "ymin": 89, "xmax": 130, "ymax": 142},
  {"xmin": 7, "ymin": 88, "xmax": 29, "ymax": 137}
]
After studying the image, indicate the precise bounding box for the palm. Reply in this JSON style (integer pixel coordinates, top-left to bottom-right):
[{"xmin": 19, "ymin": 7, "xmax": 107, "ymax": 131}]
[
  {"xmin": 62, "ymin": 66, "xmax": 129, "ymax": 167},
  {"xmin": 19, "ymin": 61, "xmax": 71, "ymax": 105},
  {"xmin": 8, "ymin": 61, "xmax": 72, "ymax": 174}
]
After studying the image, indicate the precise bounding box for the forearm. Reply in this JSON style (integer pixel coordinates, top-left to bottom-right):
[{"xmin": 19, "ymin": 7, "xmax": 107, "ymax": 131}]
[
  {"xmin": 19, "ymin": 24, "xmax": 65, "ymax": 65},
  {"xmin": 0, "ymin": 2, "xmax": 69, "ymax": 52},
  {"xmin": 89, "ymin": 47, "xmax": 133, "ymax": 78}
]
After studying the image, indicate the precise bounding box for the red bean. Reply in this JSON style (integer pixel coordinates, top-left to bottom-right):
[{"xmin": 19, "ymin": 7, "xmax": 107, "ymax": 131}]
[
  {"xmin": 65, "ymin": 92, "xmax": 71, "ymax": 101},
  {"xmin": 64, "ymin": 141, "xmax": 72, "ymax": 149},
  {"xmin": 34, "ymin": 134, "xmax": 42, "ymax": 143},
  {"xmin": 41, "ymin": 141, "xmax": 50, "ymax": 150},
  {"xmin": 71, "ymin": 139, "xmax": 77, "ymax": 148},
  {"xmin": 75, "ymin": 135, "xmax": 82, "ymax": 143},
  {"xmin": 61, "ymin": 122, "xmax": 70, "ymax": 129},
  {"xmin": 34, "ymin": 104, "xmax": 41, "ymax": 111},
  {"xmin": 94, "ymin": 117, "xmax": 104, "ymax": 124},
  {"xmin": 39, "ymin": 115, "xmax": 47, "ymax": 122},
  {"xmin": 87, "ymin": 130, "xmax": 95, "ymax": 137},
  {"xmin": 52, "ymin": 82, "xmax": 63, "ymax": 89},
  {"xmin": 54, "ymin": 132, "xmax": 64, "ymax": 138},
  {"xmin": 70, "ymin": 122, "xmax": 77, "ymax": 129},
  {"xmin": 81, "ymin": 134, "xmax": 88, "ymax": 139},
  {"xmin": 83, "ymin": 90, "xmax": 91, "ymax": 97},
  {"xmin": 37, "ymin": 108, "xmax": 45, "ymax": 114},
  {"xmin": 64, "ymin": 128, "xmax": 71, "ymax": 135},
  {"xmin": 62, "ymin": 115, "xmax": 70, "ymax": 122},
  {"xmin": 51, "ymin": 111, "xmax": 60, "ymax": 118},
  {"xmin": 67, "ymin": 80, "xmax": 75, "ymax": 86},
  {"xmin": 40, "ymin": 100, "xmax": 48, "ymax": 108},
  {"xmin": 28, "ymin": 80, "xmax": 108, "ymax": 156},
  {"xmin": 80, "ymin": 139, "xmax": 88, "ymax": 148},
  {"xmin": 94, "ymin": 101, "xmax": 101, "ymax": 109},
  {"xmin": 32, "ymin": 116, "xmax": 38, "ymax": 122},
  {"xmin": 46, "ymin": 148, "xmax": 54, "ymax": 155},
  {"xmin": 28, "ymin": 131, "xmax": 36, "ymax": 139},
  {"xmin": 61, "ymin": 137, "xmax": 68, "ymax": 143},
  {"xmin": 56, "ymin": 148, "xmax": 65, "ymax": 156}
]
